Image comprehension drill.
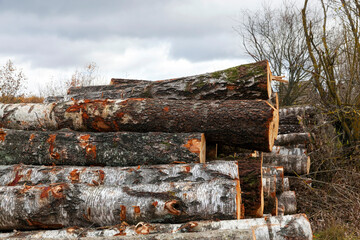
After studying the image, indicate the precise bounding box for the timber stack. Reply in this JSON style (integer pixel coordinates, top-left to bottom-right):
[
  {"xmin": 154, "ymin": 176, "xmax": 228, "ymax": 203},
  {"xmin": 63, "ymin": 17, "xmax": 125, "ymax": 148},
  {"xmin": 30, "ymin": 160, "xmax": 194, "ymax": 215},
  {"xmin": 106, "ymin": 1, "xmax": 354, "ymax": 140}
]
[{"xmin": 0, "ymin": 60, "xmax": 313, "ymax": 239}]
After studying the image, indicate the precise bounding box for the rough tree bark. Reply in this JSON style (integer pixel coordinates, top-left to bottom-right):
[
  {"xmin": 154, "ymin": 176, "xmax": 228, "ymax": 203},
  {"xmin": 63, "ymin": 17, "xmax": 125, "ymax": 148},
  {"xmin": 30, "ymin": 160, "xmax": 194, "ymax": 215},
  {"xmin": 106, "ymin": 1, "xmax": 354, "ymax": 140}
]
[
  {"xmin": 0, "ymin": 161, "xmax": 239, "ymax": 187},
  {"xmin": 0, "ymin": 129, "xmax": 205, "ymax": 166},
  {"xmin": 67, "ymin": 61, "xmax": 272, "ymax": 101},
  {"xmin": 0, "ymin": 99, "xmax": 278, "ymax": 152},
  {"xmin": 271, "ymin": 145, "xmax": 306, "ymax": 156},
  {"xmin": 263, "ymin": 155, "xmax": 310, "ymax": 175},
  {"xmin": 0, "ymin": 214, "xmax": 313, "ymax": 240},
  {"xmin": 278, "ymin": 124, "xmax": 304, "ymax": 134},
  {"xmin": 279, "ymin": 106, "xmax": 315, "ymax": 123},
  {"xmin": 0, "ymin": 179, "xmax": 241, "ymax": 230},
  {"xmin": 274, "ymin": 133, "xmax": 311, "ymax": 146},
  {"xmin": 236, "ymin": 157, "xmax": 263, "ymax": 217}
]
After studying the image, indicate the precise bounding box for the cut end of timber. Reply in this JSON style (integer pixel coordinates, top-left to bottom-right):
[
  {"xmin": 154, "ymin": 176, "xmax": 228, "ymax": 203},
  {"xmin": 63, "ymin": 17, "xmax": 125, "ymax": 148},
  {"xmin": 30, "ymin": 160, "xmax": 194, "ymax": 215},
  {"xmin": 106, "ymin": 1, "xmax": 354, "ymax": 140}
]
[
  {"xmin": 266, "ymin": 60, "xmax": 272, "ymax": 99},
  {"xmin": 266, "ymin": 102, "xmax": 279, "ymax": 152},
  {"xmin": 306, "ymin": 156, "xmax": 311, "ymax": 175},
  {"xmin": 236, "ymin": 178, "xmax": 242, "ymax": 220},
  {"xmin": 200, "ymin": 134, "xmax": 206, "ymax": 163},
  {"xmin": 272, "ymin": 75, "xmax": 288, "ymax": 83}
]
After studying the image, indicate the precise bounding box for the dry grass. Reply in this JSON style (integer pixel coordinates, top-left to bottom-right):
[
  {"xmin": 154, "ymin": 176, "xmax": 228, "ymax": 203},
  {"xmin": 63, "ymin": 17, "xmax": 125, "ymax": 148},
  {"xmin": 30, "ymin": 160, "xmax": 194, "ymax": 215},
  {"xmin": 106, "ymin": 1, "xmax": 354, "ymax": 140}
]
[{"xmin": 0, "ymin": 95, "xmax": 44, "ymax": 103}]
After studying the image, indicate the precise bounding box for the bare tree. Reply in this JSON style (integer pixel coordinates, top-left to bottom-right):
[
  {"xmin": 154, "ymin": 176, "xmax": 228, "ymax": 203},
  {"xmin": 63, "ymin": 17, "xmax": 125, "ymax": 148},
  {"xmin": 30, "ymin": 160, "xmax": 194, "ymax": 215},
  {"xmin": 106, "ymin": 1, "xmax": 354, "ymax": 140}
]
[
  {"xmin": 0, "ymin": 60, "xmax": 26, "ymax": 100},
  {"xmin": 302, "ymin": 0, "xmax": 360, "ymax": 145},
  {"xmin": 237, "ymin": 2, "xmax": 316, "ymax": 106}
]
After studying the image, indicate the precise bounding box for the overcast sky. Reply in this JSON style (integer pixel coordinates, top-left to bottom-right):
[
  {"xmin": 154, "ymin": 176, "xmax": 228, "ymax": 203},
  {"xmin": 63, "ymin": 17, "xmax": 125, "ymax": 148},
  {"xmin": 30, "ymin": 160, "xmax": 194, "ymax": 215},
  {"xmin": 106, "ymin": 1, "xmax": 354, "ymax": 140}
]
[{"xmin": 0, "ymin": 0, "xmax": 286, "ymax": 95}]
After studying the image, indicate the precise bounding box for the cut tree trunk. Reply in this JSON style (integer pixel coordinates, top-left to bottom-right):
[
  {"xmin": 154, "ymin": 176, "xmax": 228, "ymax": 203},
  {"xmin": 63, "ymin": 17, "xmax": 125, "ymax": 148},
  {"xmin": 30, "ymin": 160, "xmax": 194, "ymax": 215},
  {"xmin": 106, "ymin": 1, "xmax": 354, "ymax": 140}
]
[
  {"xmin": 110, "ymin": 78, "xmax": 152, "ymax": 85},
  {"xmin": 271, "ymin": 145, "xmax": 306, "ymax": 156},
  {"xmin": 0, "ymin": 179, "xmax": 241, "ymax": 230},
  {"xmin": 262, "ymin": 175, "xmax": 278, "ymax": 216},
  {"xmin": 67, "ymin": 60, "xmax": 272, "ymax": 101},
  {"xmin": 278, "ymin": 124, "xmax": 304, "ymax": 134},
  {"xmin": 279, "ymin": 106, "xmax": 315, "ymax": 121},
  {"xmin": 278, "ymin": 191, "xmax": 297, "ymax": 215},
  {"xmin": 0, "ymin": 214, "xmax": 313, "ymax": 240},
  {"xmin": 263, "ymin": 155, "xmax": 310, "ymax": 175},
  {"xmin": 0, "ymin": 129, "xmax": 205, "ymax": 166},
  {"xmin": 236, "ymin": 157, "xmax": 263, "ymax": 217},
  {"xmin": 0, "ymin": 161, "xmax": 239, "ymax": 186},
  {"xmin": 0, "ymin": 99, "xmax": 278, "ymax": 152},
  {"xmin": 262, "ymin": 166, "xmax": 284, "ymax": 194},
  {"xmin": 209, "ymin": 144, "xmax": 258, "ymax": 159},
  {"xmin": 274, "ymin": 133, "xmax": 311, "ymax": 146}
]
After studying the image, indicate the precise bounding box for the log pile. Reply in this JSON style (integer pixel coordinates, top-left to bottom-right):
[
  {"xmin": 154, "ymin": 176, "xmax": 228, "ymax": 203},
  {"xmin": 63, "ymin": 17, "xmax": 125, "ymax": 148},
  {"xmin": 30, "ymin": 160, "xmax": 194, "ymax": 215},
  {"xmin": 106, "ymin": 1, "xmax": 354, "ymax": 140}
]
[{"xmin": 0, "ymin": 61, "xmax": 313, "ymax": 239}]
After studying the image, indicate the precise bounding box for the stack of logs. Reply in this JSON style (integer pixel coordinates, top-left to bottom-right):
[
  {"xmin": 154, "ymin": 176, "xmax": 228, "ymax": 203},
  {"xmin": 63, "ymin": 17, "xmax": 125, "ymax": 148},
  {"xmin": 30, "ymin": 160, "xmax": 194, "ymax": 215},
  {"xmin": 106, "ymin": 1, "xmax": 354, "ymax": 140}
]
[{"xmin": 0, "ymin": 61, "xmax": 313, "ymax": 239}]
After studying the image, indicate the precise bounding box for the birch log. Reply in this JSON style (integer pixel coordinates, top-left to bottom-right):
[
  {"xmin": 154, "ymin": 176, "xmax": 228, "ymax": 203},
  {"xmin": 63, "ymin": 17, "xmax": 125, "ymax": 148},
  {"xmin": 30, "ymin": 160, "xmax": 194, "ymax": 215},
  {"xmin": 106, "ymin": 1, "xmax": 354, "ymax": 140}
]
[
  {"xmin": 278, "ymin": 191, "xmax": 297, "ymax": 215},
  {"xmin": 271, "ymin": 145, "xmax": 306, "ymax": 156},
  {"xmin": 0, "ymin": 214, "xmax": 313, "ymax": 240},
  {"xmin": 0, "ymin": 129, "xmax": 205, "ymax": 166},
  {"xmin": 0, "ymin": 161, "xmax": 239, "ymax": 186},
  {"xmin": 67, "ymin": 60, "xmax": 272, "ymax": 101},
  {"xmin": 0, "ymin": 179, "xmax": 241, "ymax": 230},
  {"xmin": 262, "ymin": 175, "xmax": 278, "ymax": 216},
  {"xmin": 263, "ymin": 155, "xmax": 311, "ymax": 175},
  {"xmin": 274, "ymin": 133, "xmax": 311, "ymax": 146},
  {"xmin": 0, "ymin": 99, "xmax": 278, "ymax": 151},
  {"xmin": 262, "ymin": 166, "xmax": 285, "ymax": 194}
]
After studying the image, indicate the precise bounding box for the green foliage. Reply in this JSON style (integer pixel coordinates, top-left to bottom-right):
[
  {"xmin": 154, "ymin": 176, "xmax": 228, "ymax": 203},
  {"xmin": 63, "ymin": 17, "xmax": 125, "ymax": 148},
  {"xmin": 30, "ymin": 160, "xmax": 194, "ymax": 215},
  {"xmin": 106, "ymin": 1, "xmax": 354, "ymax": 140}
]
[{"xmin": 314, "ymin": 225, "xmax": 355, "ymax": 240}]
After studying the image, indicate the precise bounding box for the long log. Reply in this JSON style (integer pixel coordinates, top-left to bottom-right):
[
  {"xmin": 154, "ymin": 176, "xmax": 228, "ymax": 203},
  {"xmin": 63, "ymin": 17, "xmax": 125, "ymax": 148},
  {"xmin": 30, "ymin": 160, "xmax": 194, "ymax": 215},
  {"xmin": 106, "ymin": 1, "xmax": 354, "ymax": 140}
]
[
  {"xmin": 0, "ymin": 161, "xmax": 239, "ymax": 186},
  {"xmin": 271, "ymin": 145, "xmax": 306, "ymax": 156},
  {"xmin": 263, "ymin": 155, "xmax": 310, "ymax": 175},
  {"xmin": 0, "ymin": 214, "xmax": 313, "ymax": 240},
  {"xmin": 262, "ymin": 175, "xmax": 278, "ymax": 216},
  {"xmin": 237, "ymin": 157, "xmax": 263, "ymax": 217},
  {"xmin": 0, "ymin": 99, "xmax": 278, "ymax": 151},
  {"xmin": 274, "ymin": 133, "xmax": 311, "ymax": 146},
  {"xmin": 0, "ymin": 129, "xmax": 205, "ymax": 166},
  {"xmin": 278, "ymin": 191, "xmax": 297, "ymax": 215},
  {"xmin": 278, "ymin": 124, "xmax": 304, "ymax": 134},
  {"xmin": 0, "ymin": 229, "xmax": 255, "ymax": 240},
  {"xmin": 0, "ymin": 179, "xmax": 241, "ymax": 230},
  {"xmin": 110, "ymin": 78, "xmax": 152, "ymax": 85},
  {"xmin": 67, "ymin": 61, "xmax": 272, "ymax": 101}
]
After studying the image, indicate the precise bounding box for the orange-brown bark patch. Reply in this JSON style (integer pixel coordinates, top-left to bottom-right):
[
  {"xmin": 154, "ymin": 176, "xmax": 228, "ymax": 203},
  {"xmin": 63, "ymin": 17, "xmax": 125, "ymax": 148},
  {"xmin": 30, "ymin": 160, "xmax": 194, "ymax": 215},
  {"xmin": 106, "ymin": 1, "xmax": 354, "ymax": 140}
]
[
  {"xmin": 69, "ymin": 169, "xmax": 80, "ymax": 183},
  {"xmin": 133, "ymin": 206, "xmax": 141, "ymax": 217},
  {"xmin": 184, "ymin": 166, "xmax": 191, "ymax": 172},
  {"xmin": 0, "ymin": 129, "xmax": 6, "ymax": 142},
  {"xmin": 226, "ymin": 85, "xmax": 237, "ymax": 91},
  {"xmin": 163, "ymin": 106, "xmax": 169, "ymax": 112},
  {"xmin": 26, "ymin": 219, "xmax": 64, "ymax": 229},
  {"xmin": 91, "ymin": 117, "xmax": 111, "ymax": 131},
  {"xmin": 164, "ymin": 200, "xmax": 181, "ymax": 215},
  {"xmin": 183, "ymin": 139, "xmax": 201, "ymax": 154},
  {"xmin": 29, "ymin": 133, "xmax": 35, "ymax": 144},
  {"xmin": 7, "ymin": 171, "xmax": 23, "ymax": 186},
  {"xmin": 120, "ymin": 205, "xmax": 126, "ymax": 221},
  {"xmin": 152, "ymin": 201, "xmax": 158, "ymax": 207},
  {"xmin": 47, "ymin": 134, "xmax": 60, "ymax": 160},
  {"xmin": 40, "ymin": 184, "xmax": 67, "ymax": 199},
  {"xmin": 135, "ymin": 223, "xmax": 152, "ymax": 235}
]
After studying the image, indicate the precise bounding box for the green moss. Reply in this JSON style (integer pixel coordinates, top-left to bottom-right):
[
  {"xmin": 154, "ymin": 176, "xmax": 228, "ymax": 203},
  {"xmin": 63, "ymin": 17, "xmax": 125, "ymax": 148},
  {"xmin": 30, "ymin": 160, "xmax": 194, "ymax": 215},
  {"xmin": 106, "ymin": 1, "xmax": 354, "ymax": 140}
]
[{"xmin": 211, "ymin": 63, "xmax": 265, "ymax": 83}]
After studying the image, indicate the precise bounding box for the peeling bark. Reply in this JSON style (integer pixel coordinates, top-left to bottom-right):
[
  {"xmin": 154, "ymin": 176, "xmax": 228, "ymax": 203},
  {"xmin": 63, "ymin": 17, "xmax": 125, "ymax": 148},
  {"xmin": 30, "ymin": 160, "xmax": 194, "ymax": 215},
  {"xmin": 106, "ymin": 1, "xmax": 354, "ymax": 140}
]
[
  {"xmin": 271, "ymin": 145, "xmax": 306, "ymax": 156},
  {"xmin": 67, "ymin": 61, "xmax": 272, "ymax": 101},
  {"xmin": 0, "ymin": 179, "xmax": 241, "ymax": 230},
  {"xmin": 0, "ymin": 99, "xmax": 278, "ymax": 152},
  {"xmin": 262, "ymin": 166, "xmax": 284, "ymax": 194},
  {"xmin": 263, "ymin": 155, "xmax": 310, "ymax": 175},
  {"xmin": 0, "ymin": 129, "xmax": 204, "ymax": 166},
  {"xmin": 0, "ymin": 161, "xmax": 239, "ymax": 186},
  {"xmin": 0, "ymin": 214, "xmax": 313, "ymax": 240}
]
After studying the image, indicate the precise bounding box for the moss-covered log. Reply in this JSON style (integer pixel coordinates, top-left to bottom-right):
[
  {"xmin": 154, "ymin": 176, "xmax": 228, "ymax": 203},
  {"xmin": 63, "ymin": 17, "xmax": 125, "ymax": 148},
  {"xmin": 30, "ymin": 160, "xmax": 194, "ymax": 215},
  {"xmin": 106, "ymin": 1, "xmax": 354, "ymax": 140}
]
[
  {"xmin": 263, "ymin": 155, "xmax": 310, "ymax": 175},
  {"xmin": 67, "ymin": 61, "xmax": 272, "ymax": 101},
  {"xmin": 0, "ymin": 214, "xmax": 313, "ymax": 240},
  {"xmin": 0, "ymin": 161, "xmax": 239, "ymax": 186},
  {"xmin": 0, "ymin": 179, "xmax": 241, "ymax": 230},
  {"xmin": 0, "ymin": 99, "xmax": 278, "ymax": 152},
  {"xmin": 0, "ymin": 129, "xmax": 204, "ymax": 166}
]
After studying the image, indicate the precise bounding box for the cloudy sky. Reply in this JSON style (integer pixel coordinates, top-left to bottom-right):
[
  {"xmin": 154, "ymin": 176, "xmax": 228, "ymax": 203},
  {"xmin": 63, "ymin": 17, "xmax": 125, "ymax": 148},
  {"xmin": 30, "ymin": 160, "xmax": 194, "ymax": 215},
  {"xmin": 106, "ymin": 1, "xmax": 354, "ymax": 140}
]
[{"xmin": 0, "ymin": 0, "xmax": 284, "ymax": 95}]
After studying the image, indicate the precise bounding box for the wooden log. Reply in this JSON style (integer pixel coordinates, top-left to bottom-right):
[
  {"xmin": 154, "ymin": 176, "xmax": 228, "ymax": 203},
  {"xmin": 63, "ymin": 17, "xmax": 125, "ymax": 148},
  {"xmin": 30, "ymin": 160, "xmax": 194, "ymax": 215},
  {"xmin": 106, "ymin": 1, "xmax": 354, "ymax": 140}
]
[
  {"xmin": 263, "ymin": 154, "xmax": 310, "ymax": 175},
  {"xmin": 237, "ymin": 157, "xmax": 263, "ymax": 217},
  {"xmin": 0, "ymin": 179, "xmax": 241, "ymax": 230},
  {"xmin": 0, "ymin": 161, "xmax": 239, "ymax": 186},
  {"xmin": 274, "ymin": 133, "xmax": 311, "ymax": 146},
  {"xmin": 43, "ymin": 96, "xmax": 64, "ymax": 104},
  {"xmin": 110, "ymin": 78, "xmax": 152, "ymax": 85},
  {"xmin": 0, "ymin": 99, "xmax": 278, "ymax": 152},
  {"xmin": 284, "ymin": 177, "xmax": 290, "ymax": 191},
  {"xmin": 67, "ymin": 60, "xmax": 272, "ymax": 101},
  {"xmin": 279, "ymin": 106, "xmax": 315, "ymax": 121},
  {"xmin": 271, "ymin": 145, "xmax": 306, "ymax": 156},
  {"xmin": 262, "ymin": 175, "xmax": 278, "ymax": 216},
  {"xmin": 278, "ymin": 124, "xmax": 304, "ymax": 134},
  {"xmin": 278, "ymin": 191, "xmax": 297, "ymax": 215},
  {"xmin": 209, "ymin": 144, "xmax": 258, "ymax": 159},
  {"xmin": 0, "ymin": 214, "xmax": 313, "ymax": 240},
  {"xmin": 262, "ymin": 166, "xmax": 284, "ymax": 194},
  {"xmin": 0, "ymin": 129, "xmax": 205, "ymax": 166}
]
